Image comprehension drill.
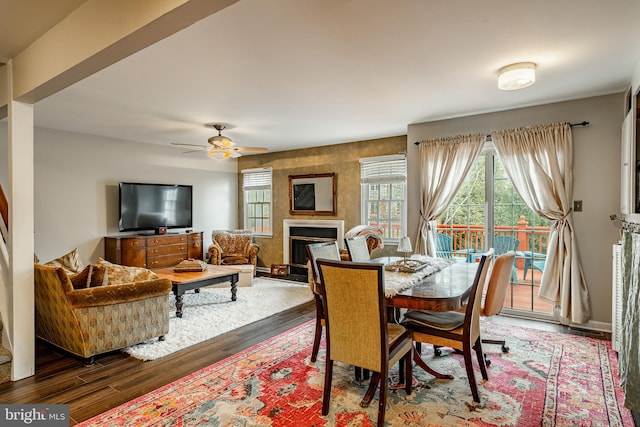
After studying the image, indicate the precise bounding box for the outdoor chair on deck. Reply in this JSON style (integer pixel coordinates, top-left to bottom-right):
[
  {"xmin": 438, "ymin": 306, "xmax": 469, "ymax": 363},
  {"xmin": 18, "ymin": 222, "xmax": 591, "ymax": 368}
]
[
  {"xmin": 492, "ymin": 235, "xmax": 519, "ymax": 283},
  {"xmin": 436, "ymin": 233, "xmax": 474, "ymax": 261},
  {"xmin": 401, "ymin": 249, "xmax": 494, "ymax": 403},
  {"xmin": 317, "ymin": 259, "xmax": 413, "ymax": 427}
]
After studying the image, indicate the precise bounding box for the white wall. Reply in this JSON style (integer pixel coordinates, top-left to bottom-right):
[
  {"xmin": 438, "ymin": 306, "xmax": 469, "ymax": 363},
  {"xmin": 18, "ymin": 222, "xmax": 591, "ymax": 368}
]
[
  {"xmin": 0, "ymin": 124, "xmax": 238, "ymax": 265},
  {"xmin": 406, "ymin": 93, "xmax": 624, "ymax": 327}
]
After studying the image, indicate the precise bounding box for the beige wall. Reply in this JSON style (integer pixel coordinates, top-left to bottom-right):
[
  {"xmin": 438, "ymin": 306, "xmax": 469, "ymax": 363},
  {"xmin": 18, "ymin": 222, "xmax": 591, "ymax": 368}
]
[
  {"xmin": 406, "ymin": 93, "xmax": 624, "ymax": 328},
  {"xmin": 238, "ymin": 135, "xmax": 406, "ymax": 269},
  {"xmin": 0, "ymin": 125, "xmax": 239, "ymax": 265}
]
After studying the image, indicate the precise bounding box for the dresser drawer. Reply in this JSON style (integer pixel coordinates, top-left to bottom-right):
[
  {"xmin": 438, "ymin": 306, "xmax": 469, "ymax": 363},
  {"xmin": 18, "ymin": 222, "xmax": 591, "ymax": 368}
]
[
  {"xmin": 147, "ymin": 244, "xmax": 187, "ymax": 257},
  {"xmin": 147, "ymin": 235, "xmax": 188, "ymax": 246},
  {"xmin": 147, "ymin": 254, "xmax": 188, "ymax": 269},
  {"xmin": 120, "ymin": 238, "xmax": 147, "ymax": 248}
]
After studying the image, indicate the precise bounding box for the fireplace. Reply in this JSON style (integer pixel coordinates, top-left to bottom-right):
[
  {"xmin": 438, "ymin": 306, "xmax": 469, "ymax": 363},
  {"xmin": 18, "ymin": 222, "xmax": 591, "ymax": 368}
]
[{"xmin": 283, "ymin": 219, "xmax": 345, "ymax": 276}]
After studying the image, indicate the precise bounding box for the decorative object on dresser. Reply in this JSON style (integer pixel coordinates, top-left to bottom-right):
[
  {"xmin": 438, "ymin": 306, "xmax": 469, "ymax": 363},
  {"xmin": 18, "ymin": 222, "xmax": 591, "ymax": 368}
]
[
  {"xmin": 208, "ymin": 229, "xmax": 259, "ymax": 274},
  {"xmin": 104, "ymin": 231, "xmax": 203, "ymax": 269}
]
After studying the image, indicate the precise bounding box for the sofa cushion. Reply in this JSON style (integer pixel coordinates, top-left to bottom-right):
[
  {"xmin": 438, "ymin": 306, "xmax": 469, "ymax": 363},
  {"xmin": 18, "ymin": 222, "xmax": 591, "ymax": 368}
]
[
  {"xmin": 222, "ymin": 255, "xmax": 250, "ymax": 265},
  {"xmin": 69, "ymin": 264, "xmax": 109, "ymax": 289},
  {"xmin": 97, "ymin": 258, "xmax": 159, "ymax": 285},
  {"xmin": 44, "ymin": 248, "xmax": 85, "ymax": 274}
]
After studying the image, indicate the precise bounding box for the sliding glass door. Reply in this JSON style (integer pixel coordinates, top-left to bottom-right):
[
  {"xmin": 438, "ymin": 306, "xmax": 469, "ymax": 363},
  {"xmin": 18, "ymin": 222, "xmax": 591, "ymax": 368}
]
[{"xmin": 438, "ymin": 145, "xmax": 555, "ymax": 320}]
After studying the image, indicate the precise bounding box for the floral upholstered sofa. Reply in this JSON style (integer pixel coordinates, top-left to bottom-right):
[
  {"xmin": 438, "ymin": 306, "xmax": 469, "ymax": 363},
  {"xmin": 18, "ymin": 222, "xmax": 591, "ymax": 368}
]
[
  {"xmin": 34, "ymin": 251, "xmax": 172, "ymax": 364},
  {"xmin": 208, "ymin": 229, "xmax": 260, "ymax": 273}
]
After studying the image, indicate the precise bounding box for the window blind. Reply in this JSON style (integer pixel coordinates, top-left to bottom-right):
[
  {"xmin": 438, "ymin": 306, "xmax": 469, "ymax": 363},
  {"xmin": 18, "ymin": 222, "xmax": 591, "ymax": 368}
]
[
  {"xmin": 360, "ymin": 155, "xmax": 406, "ymax": 184},
  {"xmin": 242, "ymin": 167, "xmax": 272, "ymax": 190}
]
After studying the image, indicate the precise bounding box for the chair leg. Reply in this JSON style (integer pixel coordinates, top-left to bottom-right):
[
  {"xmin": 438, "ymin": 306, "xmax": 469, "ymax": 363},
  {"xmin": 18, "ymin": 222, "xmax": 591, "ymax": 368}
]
[
  {"xmin": 377, "ymin": 367, "xmax": 388, "ymax": 427},
  {"xmin": 404, "ymin": 350, "xmax": 412, "ymax": 395},
  {"xmin": 474, "ymin": 339, "xmax": 489, "ymax": 380},
  {"xmin": 462, "ymin": 343, "xmax": 481, "ymax": 403},
  {"xmin": 322, "ymin": 360, "xmax": 333, "ymax": 415},
  {"xmin": 361, "ymin": 372, "xmax": 381, "ymax": 408},
  {"xmin": 311, "ymin": 319, "xmax": 322, "ymax": 362}
]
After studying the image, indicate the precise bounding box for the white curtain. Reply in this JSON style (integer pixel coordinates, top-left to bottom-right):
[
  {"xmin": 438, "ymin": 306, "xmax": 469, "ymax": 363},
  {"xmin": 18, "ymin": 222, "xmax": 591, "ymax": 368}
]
[
  {"xmin": 415, "ymin": 134, "xmax": 485, "ymax": 256},
  {"xmin": 491, "ymin": 122, "xmax": 590, "ymax": 323}
]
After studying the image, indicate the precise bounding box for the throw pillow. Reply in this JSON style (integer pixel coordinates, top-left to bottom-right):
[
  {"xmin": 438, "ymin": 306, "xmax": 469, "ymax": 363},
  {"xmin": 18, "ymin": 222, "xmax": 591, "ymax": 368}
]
[
  {"xmin": 89, "ymin": 264, "xmax": 108, "ymax": 287},
  {"xmin": 44, "ymin": 248, "xmax": 85, "ymax": 275},
  {"xmin": 69, "ymin": 264, "xmax": 109, "ymax": 289},
  {"xmin": 69, "ymin": 265, "xmax": 92, "ymax": 289},
  {"xmin": 97, "ymin": 258, "xmax": 159, "ymax": 285}
]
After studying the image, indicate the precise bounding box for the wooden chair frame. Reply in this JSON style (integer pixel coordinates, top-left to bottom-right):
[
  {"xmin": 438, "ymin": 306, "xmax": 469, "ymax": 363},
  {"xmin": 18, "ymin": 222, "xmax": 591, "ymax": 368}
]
[{"xmin": 317, "ymin": 259, "xmax": 412, "ymax": 426}]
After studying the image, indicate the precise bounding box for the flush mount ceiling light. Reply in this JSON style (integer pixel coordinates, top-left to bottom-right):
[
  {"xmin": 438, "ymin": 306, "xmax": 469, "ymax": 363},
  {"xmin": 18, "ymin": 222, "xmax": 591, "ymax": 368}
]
[{"xmin": 497, "ymin": 62, "xmax": 536, "ymax": 90}]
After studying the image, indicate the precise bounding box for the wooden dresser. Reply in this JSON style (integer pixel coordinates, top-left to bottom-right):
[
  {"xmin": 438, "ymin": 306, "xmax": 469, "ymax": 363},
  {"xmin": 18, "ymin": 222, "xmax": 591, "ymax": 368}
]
[{"xmin": 104, "ymin": 231, "xmax": 203, "ymax": 269}]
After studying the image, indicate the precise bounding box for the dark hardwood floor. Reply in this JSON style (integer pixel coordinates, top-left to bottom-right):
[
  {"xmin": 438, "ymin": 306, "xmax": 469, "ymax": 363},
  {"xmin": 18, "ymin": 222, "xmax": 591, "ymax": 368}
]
[
  {"xmin": 0, "ymin": 298, "xmax": 628, "ymax": 425},
  {"xmin": 0, "ymin": 301, "xmax": 316, "ymax": 425}
]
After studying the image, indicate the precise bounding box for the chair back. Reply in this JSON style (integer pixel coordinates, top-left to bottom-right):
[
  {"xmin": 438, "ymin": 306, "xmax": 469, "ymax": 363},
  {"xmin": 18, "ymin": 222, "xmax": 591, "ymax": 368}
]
[
  {"xmin": 306, "ymin": 241, "xmax": 341, "ymax": 288},
  {"xmin": 482, "ymin": 251, "xmax": 516, "ymax": 317},
  {"xmin": 464, "ymin": 249, "xmax": 494, "ymax": 344},
  {"xmin": 344, "ymin": 236, "xmax": 371, "ymax": 262},
  {"xmin": 493, "ymin": 235, "xmax": 519, "ymax": 255},
  {"xmin": 317, "ymin": 259, "xmax": 387, "ymax": 372},
  {"xmin": 435, "ymin": 233, "xmax": 452, "ymax": 258}
]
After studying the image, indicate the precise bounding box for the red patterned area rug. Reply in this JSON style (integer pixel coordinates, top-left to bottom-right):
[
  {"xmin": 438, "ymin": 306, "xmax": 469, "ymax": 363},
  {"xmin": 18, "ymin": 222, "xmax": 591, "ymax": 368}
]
[{"xmin": 78, "ymin": 320, "xmax": 633, "ymax": 426}]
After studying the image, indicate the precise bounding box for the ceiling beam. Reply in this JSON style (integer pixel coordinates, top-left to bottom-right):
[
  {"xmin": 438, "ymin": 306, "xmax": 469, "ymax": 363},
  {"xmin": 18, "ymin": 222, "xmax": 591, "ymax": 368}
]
[{"xmin": 3, "ymin": 0, "xmax": 239, "ymax": 106}]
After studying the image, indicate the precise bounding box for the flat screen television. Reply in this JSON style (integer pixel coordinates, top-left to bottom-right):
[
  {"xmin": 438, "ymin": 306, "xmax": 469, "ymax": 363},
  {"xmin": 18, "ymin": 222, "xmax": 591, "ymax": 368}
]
[{"xmin": 118, "ymin": 182, "xmax": 193, "ymax": 232}]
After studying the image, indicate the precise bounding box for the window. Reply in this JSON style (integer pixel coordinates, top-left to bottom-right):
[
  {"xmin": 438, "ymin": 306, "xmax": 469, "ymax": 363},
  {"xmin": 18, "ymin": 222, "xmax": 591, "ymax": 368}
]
[
  {"xmin": 360, "ymin": 154, "xmax": 407, "ymax": 241},
  {"xmin": 242, "ymin": 167, "xmax": 272, "ymax": 236}
]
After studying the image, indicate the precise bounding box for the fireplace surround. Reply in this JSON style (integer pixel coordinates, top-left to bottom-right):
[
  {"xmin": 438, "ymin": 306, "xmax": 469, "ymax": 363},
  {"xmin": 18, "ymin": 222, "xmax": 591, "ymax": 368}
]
[{"xmin": 283, "ymin": 219, "xmax": 344, "ymax": 276}]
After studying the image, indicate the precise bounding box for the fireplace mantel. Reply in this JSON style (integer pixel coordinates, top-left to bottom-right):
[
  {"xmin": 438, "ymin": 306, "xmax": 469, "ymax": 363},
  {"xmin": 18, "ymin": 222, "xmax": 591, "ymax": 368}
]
[{"xmin": 283, "ymin": 219, "xmax": 345, "ymax": 265}]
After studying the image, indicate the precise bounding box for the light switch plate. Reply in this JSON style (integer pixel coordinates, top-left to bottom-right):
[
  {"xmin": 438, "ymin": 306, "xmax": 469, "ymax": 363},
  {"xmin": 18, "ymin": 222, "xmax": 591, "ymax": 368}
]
[{"xmin": 574, "ymin": 200, "xmax": 583, "ymax": 212}]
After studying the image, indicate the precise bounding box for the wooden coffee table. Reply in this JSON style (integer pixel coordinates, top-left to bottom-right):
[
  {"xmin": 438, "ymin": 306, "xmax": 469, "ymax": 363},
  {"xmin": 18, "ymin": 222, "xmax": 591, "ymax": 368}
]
[{"xmin": 154, "ymin": 265, "xmax": 240, "ymax": 318}]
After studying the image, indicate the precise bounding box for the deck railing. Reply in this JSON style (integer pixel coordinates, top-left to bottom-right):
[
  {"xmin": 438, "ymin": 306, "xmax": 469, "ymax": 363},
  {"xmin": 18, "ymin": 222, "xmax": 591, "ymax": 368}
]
[{"xmin": 437, "ymin": 215, "xmax": 550, "ymax": 255}]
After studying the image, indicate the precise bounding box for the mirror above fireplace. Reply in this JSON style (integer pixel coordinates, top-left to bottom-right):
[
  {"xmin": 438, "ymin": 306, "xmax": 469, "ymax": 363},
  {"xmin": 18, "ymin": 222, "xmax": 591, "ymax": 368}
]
[{"xmin": 289, "ymin": 173, "xmax": 336, "ymax": 215}]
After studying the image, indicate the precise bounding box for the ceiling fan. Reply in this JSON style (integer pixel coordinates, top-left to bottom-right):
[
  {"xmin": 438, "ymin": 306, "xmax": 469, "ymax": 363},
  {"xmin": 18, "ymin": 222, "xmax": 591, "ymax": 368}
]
[{"xmin": 172, "ymin": 124, "xmax": 268, "ymax": 159}]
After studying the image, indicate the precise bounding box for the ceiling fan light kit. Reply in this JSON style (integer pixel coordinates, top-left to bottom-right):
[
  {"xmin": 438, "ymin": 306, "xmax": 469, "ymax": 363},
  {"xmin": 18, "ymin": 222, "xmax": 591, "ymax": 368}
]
[
  {"xmin": 171, "ymin": 123, "xmax": 268, "ymax": 159},
  {"xmin": 498, "ymin": 62, "xmax": 536, "ymax": 90}
]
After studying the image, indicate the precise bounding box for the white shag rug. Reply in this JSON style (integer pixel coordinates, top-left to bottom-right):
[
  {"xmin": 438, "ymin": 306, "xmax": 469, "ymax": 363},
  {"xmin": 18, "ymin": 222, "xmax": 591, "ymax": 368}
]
[{"xmin": 123, "ymin": 277, "xmax": 313, "ymax": 361}]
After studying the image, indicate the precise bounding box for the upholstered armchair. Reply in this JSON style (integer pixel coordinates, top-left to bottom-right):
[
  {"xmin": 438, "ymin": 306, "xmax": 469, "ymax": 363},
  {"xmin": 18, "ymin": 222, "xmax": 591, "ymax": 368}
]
[
  {"xmin": 208, "ymin": 229, "xmax": 260, "ymax": 273},
  {"xmin": 34, "ymin": 263, "xmax": 171, "ymax": 365}
]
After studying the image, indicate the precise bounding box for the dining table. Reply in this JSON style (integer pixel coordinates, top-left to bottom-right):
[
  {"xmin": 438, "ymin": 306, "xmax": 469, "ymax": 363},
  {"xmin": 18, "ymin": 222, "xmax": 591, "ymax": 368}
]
[{"xmin": 372, "ymin": 256, "xmax": 480, "ymax": 380}]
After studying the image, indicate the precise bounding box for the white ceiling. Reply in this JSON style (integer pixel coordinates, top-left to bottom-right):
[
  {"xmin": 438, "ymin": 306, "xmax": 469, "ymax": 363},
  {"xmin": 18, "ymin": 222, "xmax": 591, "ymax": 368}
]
[{"xmin": 9, "ymin": 0, "xmax": 640, "ymax": 154}]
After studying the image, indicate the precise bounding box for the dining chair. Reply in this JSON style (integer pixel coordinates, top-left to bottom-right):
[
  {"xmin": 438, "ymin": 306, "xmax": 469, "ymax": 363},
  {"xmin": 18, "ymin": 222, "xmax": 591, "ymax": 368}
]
[
  {"xmin": 317, "ymin": 259, "xmax": 413, "ymax": 427},
  {"xmin": 305, "ymin": 241, "xmax": 341, "ymax": 363},
  {"xmin": 401, "ymin": 249, "xmax": 494, "ymax": 403},
  {"xmin": 435, "ymin": 250, "xmax": 516, "ymax": 362},
  {"xmin": 344, "ymin": 235, "xmax": 371, "ymax": 262},
  {"xmin": 479, "ymin": 251, "xmax": 516, "ymax": 365}
]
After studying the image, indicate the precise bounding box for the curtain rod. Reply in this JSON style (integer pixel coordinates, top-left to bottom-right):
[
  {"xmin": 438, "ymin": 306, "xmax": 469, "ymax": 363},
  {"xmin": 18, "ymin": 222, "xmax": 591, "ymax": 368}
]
[{"xmin": 414, "ymin": 121, "xmax": 590, "ymax": 145}]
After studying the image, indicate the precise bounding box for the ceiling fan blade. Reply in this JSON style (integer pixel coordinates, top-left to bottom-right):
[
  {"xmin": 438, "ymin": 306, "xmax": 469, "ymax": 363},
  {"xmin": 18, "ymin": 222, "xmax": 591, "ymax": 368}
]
[
  {"xmin": 182, "ymin": 149, "xmax": 204, "ymax": 154},
  {"xmin": 232, "ymin": 146, "xmax": 269, "ymax": 153},
  {"xmin": 172, "ymin": 142, "xmax": 208, "ymax": 148}
]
